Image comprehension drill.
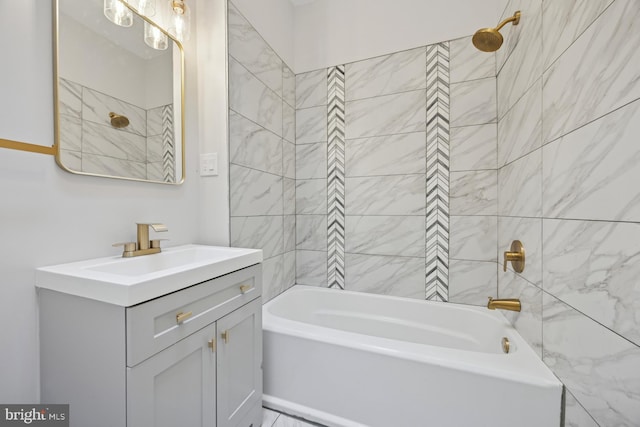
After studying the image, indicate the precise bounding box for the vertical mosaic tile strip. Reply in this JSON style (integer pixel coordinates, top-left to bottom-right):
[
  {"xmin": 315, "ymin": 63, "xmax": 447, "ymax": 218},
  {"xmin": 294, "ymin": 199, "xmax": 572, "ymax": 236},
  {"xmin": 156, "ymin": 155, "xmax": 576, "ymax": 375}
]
[
  {"xmin": 327, "ymin": 65, "xmax": 346, "ymax": 289},
  {"xmin": 425, "ymin": 42, "xmax": 450, "ymax": 301},
  {"xmin": 162, "ymin": 104, "xmax": 176, "ymax": 182}
]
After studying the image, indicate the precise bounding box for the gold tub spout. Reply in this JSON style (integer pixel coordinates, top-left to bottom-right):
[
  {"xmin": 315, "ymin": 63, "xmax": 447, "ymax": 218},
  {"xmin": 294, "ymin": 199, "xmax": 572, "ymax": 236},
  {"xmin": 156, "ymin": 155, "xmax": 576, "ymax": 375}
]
[{"xmin": 487, "ymin": 297, "xmax": 521, "ymax": 312}]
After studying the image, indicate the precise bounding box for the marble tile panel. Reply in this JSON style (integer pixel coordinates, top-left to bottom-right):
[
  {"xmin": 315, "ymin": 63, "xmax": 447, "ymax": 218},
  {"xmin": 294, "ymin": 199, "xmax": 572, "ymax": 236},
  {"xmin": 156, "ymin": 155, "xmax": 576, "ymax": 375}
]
[
  {"xmin": 345, "ymin": 254, "xmax": 424, "ymax": 299},
  {"xmin": 146, "ymin": 161, "xmax": 163, "ymax": 181},
  {"xmin": 543, "ymin": 293, "xmax": 640, "ymax": 427},
  {"xmin": 345, "ymin": 215, "xmax": 425, "ymax": 257},
  {"xmin": 345, "ymin": 175, "xmax": 425, "ymax": 216},
  {"xmin": 497, "ymin": 0, "xmax": 543, "ymax": 118},
  {"xmin": 228, "ymin": 2, "xmax": 282, "ymax": 96},
  {"xmin": 450, "ymin": 170, "xmax": 497, "ymax": 215},
  {"xmin": 543, "ymin": 218, "xmax": 640, "ymax": 346},
  {"xmin": 82, "ymin": 153, "xmax": 146, "ymax": 179},
  {"xmin": 296, "ymin": 106, "xmax": 327, "ymax": 145},
  {"xmin": 296, "ymin": 142, "xmax": 327, "ymax": 179},
  {"xmin": 542, "ymin": 99, "xmax": 640, "ymax": 222},
  {"xmin": 284, "ymin": 215, "xmax": 295, "ymax": 252},
  {"xmin": 497, "ymin": 80, "xmax": 541, "ymax": 167},
  {"xmin": 498, "ymin": 149, "xmax": 541, "ymax": 217},
  {"xmin": 450, "ymin": 124, "xmax": 497, "ymax": 171},
  {"xmin": 229, "ymin": 111, "xmax": 282, "ymax": 175},
  {"xmin": 284, "ymin": 178, "xmax": 295, "ymax": 216},
  {"xmin": 283, "ymin": 102, "xmax": 295, "ymax": 144},
  {"xmin": 147, "ymin": 135, "xmax": 163, "ymax": 163},
  {"xmin": 448, "ymin": 260, "xmax": 498, "ymax": 306},
  {"xmin": 59, "ymin": 149, "xmax": 81, "ymax": 171},
  {"xmin": 82, "ymin": 121, "xmax": 146, "ymax": 162},
  {"xmin": 345, "ymin": 90, "xmax": 426, "ymax": 140},
  {"xmin": 542, "ymin": 0, "xmax": 614, "ymax": 70},
  {"xmin": 82, "ymin": 87, "xmax": 146, "ymax": 137},
  {"xmin": 449, "ymin": 215, "xmax": 498, "ymax": 261},
  {"xmin": 283, "ymin": 65, "xmax": 296, "ymax": 108},
  {"xmin": 345, "ymin": 132, "xmax": 426, "ymax": 177},
  {"xmin": 283, "ymin": 140, "xmax": 295, "ymax": 179},
  {"xmin": 296, "ymin": 215, "xmax": 327, "ymax": 251},
  {"xmin": 230, "ymin": 216, "xmax": 283, "ymax": 259},
  {"xmin": 449, "ymin": 36, "xmax": 496, "ymax": 83},
  {"xmin": 262, "ymin": 408, "xmax": 280, "ymax": 427},
  {"xmin": 495, "ymin": 0, "xmax": 531, "ymax": 72},
  {"xmin": 59, "ymin": 114, "xmax": 82, "ymax": 152},
  {"xmin": 296, "ymin": 179, "xmax": 326, "ymax": 215},
  {"xmin": 498, "ymin": 216, "xmax": 541, "ymax": 286},
  {"xmin": 230, "ymin": 165, "xmax": 283, "ymax": 216},
  {"xmin": 229, "ymin": 58, "xmax": 282, "ymax": 137},
  {"xmin": 283, "ymin": 251, "xmax": 296, "ymax": 290},
  {"xmin": 146, "ymin": 106, "xmax": 163, "ymax": 136},
  {"xmin": 542, "ymin": 0, "xmax": 640, "ymax": 143},
  {"xmin": 345, "ymin": 47, "xmax": 427, "ymax": 101},
  {"xmin": 263, "ymin": 255, "xmax": 285, "ymax": 302},
  {"xmin": 450, "ymin": 78, "xmax": 497, "ymax": 127},
  {"xmin": 564, "ymin": 390, "xmax": 599, "ymax": 427},
  {"xmin": 296, "ymin": 250, "xmax": 328, "ymax": 286},
  {"xmin": 296, "ymin": 69, "xmax": 327, "ymax": 109},
  {"xmin": 58, "ymin": 78, "xmax": 82, "ymax": 117},
  {"xmin": 499, "ymin": 270, "xmax": 542, "ymax": 358}
]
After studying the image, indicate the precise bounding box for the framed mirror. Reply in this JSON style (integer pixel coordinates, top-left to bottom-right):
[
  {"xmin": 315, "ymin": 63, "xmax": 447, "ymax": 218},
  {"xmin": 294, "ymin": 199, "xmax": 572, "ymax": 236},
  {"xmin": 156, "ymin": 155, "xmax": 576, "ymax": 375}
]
[{"xmin": 53, "ymin": 0, "xmax": 185, "ymax": 184}]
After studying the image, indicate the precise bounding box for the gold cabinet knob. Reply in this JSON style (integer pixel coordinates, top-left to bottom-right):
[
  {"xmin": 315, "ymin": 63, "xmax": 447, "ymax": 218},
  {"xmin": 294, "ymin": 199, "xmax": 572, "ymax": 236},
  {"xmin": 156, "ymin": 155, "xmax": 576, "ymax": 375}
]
[
  {"xmin": 221, "ymin": 330, "xmax": 229, "ymax": 344},
  {"xmin": 503, "ymin": 240, "xmax": 525, "ymax": 273},
  {"xmin": 208, "ymin": 339, "xmax": 216, "ymax": 352},
  {"xmin": 239, "ymin": 285, "xmax": 251, "ymax": 294}
]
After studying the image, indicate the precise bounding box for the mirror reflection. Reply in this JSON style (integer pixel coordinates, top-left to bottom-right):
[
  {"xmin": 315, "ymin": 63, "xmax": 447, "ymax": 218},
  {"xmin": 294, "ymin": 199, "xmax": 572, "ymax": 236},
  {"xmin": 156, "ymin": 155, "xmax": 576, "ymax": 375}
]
[{"xmin": 55, "ymin": 0, "xmax": 184, "ymax": 184}]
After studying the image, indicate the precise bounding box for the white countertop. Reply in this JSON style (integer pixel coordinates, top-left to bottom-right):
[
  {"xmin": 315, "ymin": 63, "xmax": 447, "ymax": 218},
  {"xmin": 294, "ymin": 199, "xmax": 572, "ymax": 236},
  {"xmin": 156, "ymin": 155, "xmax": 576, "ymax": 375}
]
[{"xmin": 35, "ymin": 244, "xmax": 263, "ymax": 306}]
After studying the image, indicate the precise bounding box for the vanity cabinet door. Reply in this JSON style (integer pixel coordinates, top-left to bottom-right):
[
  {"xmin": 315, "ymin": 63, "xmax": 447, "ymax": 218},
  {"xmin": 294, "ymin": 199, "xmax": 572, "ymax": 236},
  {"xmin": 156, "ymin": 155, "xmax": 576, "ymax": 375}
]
[
  {"xmin": 216, "ymin": 298, "xmax": 262, "ymax": 427},
  {"xmin": 127, "ymin": 322, "xmax": 217, "ymax": 427}
]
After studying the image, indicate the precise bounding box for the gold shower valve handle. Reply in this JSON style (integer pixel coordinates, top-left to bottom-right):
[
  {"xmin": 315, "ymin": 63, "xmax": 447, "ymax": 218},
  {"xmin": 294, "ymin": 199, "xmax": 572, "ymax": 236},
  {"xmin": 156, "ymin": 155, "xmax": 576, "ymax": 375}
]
[{"xmin": 503, "ymin": 240, "xmax": 525, "ymax": 273}]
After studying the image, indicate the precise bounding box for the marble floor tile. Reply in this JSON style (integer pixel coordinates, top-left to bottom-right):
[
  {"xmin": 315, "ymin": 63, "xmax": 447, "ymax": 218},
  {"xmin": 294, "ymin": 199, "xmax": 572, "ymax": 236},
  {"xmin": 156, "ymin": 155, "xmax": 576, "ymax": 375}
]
[
  {"xmin": 272, "ymin": 412, "xmax": 321, "ymax": 427},
  {"xmin": 262, "ymin": 408, "xmax": 280, "ymax": 427},
  {"xmin": 564, "ymin": 389, "xmax": 600, "ymax": 427}
]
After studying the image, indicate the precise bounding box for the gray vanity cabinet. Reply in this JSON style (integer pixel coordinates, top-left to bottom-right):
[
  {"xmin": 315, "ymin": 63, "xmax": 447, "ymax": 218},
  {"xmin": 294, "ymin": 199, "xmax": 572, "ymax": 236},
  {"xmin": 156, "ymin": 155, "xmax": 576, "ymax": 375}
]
[{"xmin": 39, "ymin": 264, "xmax": 263, "ymax": 427}]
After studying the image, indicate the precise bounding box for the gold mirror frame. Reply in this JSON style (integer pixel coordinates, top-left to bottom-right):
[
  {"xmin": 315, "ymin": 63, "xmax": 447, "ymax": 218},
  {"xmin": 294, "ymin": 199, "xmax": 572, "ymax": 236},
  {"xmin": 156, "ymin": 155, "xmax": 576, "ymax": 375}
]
[{"xmin": 52, "ymin": 0, "xmax": 186, "ymax": 184}]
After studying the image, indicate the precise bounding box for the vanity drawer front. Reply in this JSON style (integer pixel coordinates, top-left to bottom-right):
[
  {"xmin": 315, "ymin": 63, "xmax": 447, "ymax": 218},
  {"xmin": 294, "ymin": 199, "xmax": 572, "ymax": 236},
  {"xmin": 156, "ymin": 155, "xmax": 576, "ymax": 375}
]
[{"xmin": 126, "ymin": 264, "xmax": 262, "ymax": 366}]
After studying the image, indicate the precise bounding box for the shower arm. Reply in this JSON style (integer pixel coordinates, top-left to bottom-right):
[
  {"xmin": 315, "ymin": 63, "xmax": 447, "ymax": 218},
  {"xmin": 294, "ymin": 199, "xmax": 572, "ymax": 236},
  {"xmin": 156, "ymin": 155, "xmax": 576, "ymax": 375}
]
[{"xmin": 495, "ymin": 11, "xmax": 521, "ymax": 31}]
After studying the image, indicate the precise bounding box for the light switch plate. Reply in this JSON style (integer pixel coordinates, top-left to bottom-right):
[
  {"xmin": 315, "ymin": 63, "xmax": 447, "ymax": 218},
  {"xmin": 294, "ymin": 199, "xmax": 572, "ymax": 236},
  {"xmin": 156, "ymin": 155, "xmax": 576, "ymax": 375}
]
[{"xmin": 200, "ymin": 153, "xmax": 218, "ymax": 176}]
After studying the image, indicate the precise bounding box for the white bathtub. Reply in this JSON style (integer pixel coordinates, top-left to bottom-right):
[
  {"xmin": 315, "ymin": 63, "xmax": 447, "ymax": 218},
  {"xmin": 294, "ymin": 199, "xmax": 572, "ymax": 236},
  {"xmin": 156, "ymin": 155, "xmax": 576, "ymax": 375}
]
[{"xmin": 263, "ymin": 286, "xmax": 562, "ymax": 427}]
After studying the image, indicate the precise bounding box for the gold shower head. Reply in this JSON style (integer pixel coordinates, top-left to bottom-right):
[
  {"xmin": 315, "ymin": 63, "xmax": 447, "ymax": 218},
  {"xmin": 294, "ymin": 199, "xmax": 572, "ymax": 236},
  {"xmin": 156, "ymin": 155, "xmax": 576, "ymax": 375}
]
[
  {"xmin": 472, "ymin": 11, "xmax": 521, "ymax": 52},
  {"xmin": 109, "ymin": 112, "xmax": 130, "ymax": 129}
]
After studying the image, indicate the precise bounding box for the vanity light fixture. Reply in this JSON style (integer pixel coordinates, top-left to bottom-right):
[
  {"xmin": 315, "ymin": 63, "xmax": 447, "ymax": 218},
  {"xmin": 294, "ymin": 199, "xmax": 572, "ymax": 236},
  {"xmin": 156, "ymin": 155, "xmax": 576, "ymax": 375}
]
[
  {"xmin": 135, "ymin": 0, "xmax": 156, "ymax": 17},
  {"xmin": 144, "ymin": 21, "xmax": 169, "ymax": 50},
  {"xmin": 168, "ymin": 0, "xmax": 191, "ymax": 43},
  {"xmin": 104, "ymin": 0, "xmax": 133, "ymax": 27}
]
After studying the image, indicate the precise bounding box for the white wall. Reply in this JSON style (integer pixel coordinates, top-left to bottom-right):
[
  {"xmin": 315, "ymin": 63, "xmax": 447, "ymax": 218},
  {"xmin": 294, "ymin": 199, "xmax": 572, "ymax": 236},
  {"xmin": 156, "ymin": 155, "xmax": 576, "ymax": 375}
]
[
  {"xmin": 231, "ymin": 0, "xmax": 295, "ymax": 68},
  {"xmin": 0, "ymin": 0, "xmax": 229, "ymax": 402},
  {"xmin": 294, "ymin": 0, "xmax": 507, "ymax": 72}
]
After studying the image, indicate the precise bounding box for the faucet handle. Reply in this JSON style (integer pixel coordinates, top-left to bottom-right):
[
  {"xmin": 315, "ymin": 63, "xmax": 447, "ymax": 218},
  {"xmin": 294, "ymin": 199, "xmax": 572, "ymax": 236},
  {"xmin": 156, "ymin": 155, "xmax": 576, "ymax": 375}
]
[
  {"xmin": 150, "ymin": 238, "xmax": 170, "ymax": 249},
  {"xmin": 113, "ymin": 242, "xmax": 136, "ymax": 251}
]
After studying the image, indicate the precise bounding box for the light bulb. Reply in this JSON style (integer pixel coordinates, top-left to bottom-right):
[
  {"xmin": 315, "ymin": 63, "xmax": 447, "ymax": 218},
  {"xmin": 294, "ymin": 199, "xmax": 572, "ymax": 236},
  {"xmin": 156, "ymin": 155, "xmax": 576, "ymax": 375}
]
[
  {"xmin": 104, "ymin": 0, "xmax": 133, "ymax": 27},
  {"xmin": 136, "ymin": 0, "xmax": 156, "ymax": 17},
  {"xmin": 144, "ymin": 21, "xmax": 168, "ymax": 50}
]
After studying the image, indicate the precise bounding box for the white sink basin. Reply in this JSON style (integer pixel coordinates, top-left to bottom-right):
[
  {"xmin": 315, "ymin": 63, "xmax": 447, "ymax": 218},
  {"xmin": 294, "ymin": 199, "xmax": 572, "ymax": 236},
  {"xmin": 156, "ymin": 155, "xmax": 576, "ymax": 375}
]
[{"xmin": 36, "ymin": 245, "xmax": 263, "ymax": 306}]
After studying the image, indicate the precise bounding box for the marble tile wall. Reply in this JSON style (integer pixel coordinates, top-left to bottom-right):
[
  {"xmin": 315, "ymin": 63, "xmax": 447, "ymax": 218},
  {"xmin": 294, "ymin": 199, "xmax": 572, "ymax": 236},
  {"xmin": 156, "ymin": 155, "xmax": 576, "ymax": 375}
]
[
  {"xmin": 447, "ymin": 36, "xmax": 498, "ymax": 306},
  {"xmin": 58, "ymin": 78, "xmax": 174, "ymax": 181},
  {"xmin": 228, "ymin": 1, "xmax": 296, "ymax": 301},
  {"xmin": 495, "ymin": 0, "xmax": 640, "ymax": 425}
]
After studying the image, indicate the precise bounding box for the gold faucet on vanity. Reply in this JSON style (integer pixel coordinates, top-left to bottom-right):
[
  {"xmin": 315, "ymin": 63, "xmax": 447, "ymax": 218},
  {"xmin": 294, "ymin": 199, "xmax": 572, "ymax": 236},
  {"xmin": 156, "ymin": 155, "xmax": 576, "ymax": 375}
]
[
  {"xmin": 487, "ymin": 297, "xmax": 521, "ymax": 312},
  {"xmin": 113, "ymin": 223, "xmax": 168, "ymax": 257}
]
